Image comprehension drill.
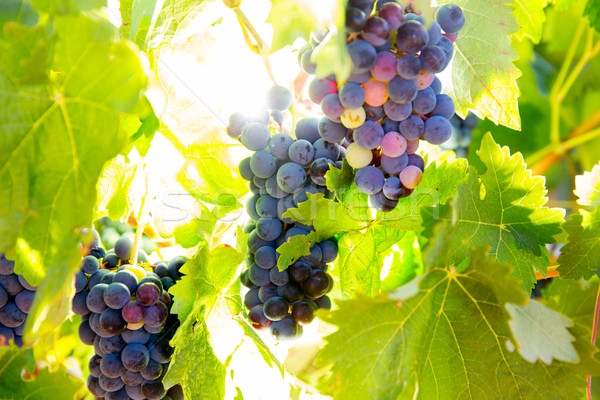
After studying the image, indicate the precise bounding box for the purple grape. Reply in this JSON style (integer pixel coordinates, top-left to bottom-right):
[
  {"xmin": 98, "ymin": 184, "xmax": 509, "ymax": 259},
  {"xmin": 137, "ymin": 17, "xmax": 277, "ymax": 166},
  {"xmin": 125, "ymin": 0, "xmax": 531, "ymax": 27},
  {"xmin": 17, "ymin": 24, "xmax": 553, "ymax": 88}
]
[
  {"xmin": 347, "ymin": 40, "xmax": 378, "ymax": 73},
  {"xmin": 369, "ymin": 191, "xmax": 398, "ymax": 212},
  {"xmin": 381, "ymin": 153, "xmax": 409, "ymax": 175},
  {"xmin": 354, "ymin": 166, "xmax": 385, "ymax": 194},
  {"xmin": 399, "ymin": 115, "xmax": 425, "ymax": 140},
  {"xmin": 346, "ymin": 7, "xmax": 367, "ymax": 33},
  {"xmin": 378, "ymin": 2, "xmax": 404, "ymax": 30},
  {"xmin": 383, "ymin": 176, "xmax": 406, "ymax": 200},
  {"xmin": 321, "ymin": 94, "xmax": 345, "ymax": 120},
  {"xmin": 395, "ymin": 20, "xmax": 429, "ymax": 54},
  {"xmin": 430, "ymin": 94, "xmax": 455, "ymax": 119},
  {"xmin": 435, "ymin": 4, "xmax": 465, "ymax": 34},
  {"xmin": 318, "ymin": 116, "xmax": 347, "ymax": 143},
  {"xmin": 423, "ymin": 115, "xmax": 452, "ymax": 144},
  {"xmin": 388, "ymin": 76, "xmax": 418, "ymax": 104},
  {"xmin": 339, "ymin": 82, "xmax": 366, "ymax": 109},
  {"xmin": 362, "ymin": 16, "xmax": 390, "ymax": 47},
  {"xmin": 420, "ymin": 46, "xmax": 448, "ymax": 73},
  {"xmin": 412, "ymin": 87, "xmax": 437, "ymax": 114},
  {"xmin": 354, "ymin": 120, "xmax": 384, "ymax": 149},
  {"xmin": 383, "ymin": 99, "xmax": 412, "ymax": 121},
  {"xmin": 308, "ymin": 78, "xmax": 337, "ymax": 104}
]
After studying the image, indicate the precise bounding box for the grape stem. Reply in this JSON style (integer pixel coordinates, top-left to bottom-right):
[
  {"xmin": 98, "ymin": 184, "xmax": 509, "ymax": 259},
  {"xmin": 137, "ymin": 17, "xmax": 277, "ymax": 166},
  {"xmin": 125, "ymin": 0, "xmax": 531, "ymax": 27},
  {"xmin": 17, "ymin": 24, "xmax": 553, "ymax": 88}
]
[
  {"xmin": 587, "ymin": 284, "xmax": 600, "ymax": 400},
  {"xmin": 130, "ymin": 166, "xmax": 149, "ymax": 266},
  {"xmin": 232, "ymin": 6, "xmax": 278, "ymax": 86},
  {"xmin": 532, "ymin": 22, "xmax": 600, "ymax": 173}
]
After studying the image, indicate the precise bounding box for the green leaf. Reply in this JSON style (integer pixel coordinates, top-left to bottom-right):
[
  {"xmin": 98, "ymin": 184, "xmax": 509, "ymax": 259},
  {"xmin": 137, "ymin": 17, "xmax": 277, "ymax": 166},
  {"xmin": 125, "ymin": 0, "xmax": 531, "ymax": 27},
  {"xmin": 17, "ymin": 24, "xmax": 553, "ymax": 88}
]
[
  {"xmin": 170, "ymin": 243, "xmax": 244, "ymax": 321},
  {"xmin": 317, "ymin": 247, "xmax": 600, "ymax": 399},
  {"xmin": 337, "ymin": 227, "xmax": 405, "ymax": 296},
  {"xmin": 166, "ymin": 241, "xmax": 245, "ymax": 399},
  {"xmin": 544, "ymin": 278, "xmax": 599, "ymax": 336},
  {"xmin": 506, "ymin": 300, "xmax": 579, "ymax": 364},
  {"xmin": 0, "ymin": 15, "xmax": 147, "ymax": 341},
  {"xmin": 164, "ymin": 305, "xmax": 226, "ymax": 400},
  {"xmin": 267, "ymin": 0, "xmax": 317, "ymax": 53},
  {"xmin": 377, "ymin": 159, "xmax": 468, "ymax": 230},
  {"xmin": 380, "ymin": 232, "xmax": 424, "ymax": 292},
  {"xmin": 423, "ymin": 133, "xmax": 565, "ymax": 291},
  {"xmin": 558, "ymin": 163, "xmax": 600, "ymax": 279},
  {"xmin": 178, "ymin": 141, "xmax": 248, "ymax": 208},
  {"xmin": 120, "ymin": 0, "xmax": 208, "ymax": 62},
  {"xmin": 94, "ymin": 155, "xmax": 143, "ymax": 222},
  {"xmin": 509, "ymin": 0, "xmax": 548, "ymax": 43},
  {"xmin": 276, "ymin": 230, "xmax": 320, "ymax": 270},
  {"xmin": 283, "ymin": 193, "xmax": 369, "ymax": 238},
  {"xmin": 31, "ymin": 0, "xmax": 105, "ymax": 15},
  {"xmin": 585, "ymin": 0, "xmax": 600, "ymax": 34},
  {"xmin": 172, "ymin": 204, "xmax": 219, "ymax": 249},
  {"xmin": 0, "ymin": 347, "xmax": 82, "ymax": 399},
  {"xmin": 438, "ymin": 0, "xmax": 522, "ymax": 130}
]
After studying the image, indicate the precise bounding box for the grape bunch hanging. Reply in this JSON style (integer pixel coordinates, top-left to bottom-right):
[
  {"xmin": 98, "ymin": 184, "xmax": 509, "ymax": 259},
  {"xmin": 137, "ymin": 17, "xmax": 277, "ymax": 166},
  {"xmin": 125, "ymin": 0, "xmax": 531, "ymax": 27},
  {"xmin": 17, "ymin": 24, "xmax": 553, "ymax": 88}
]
[
  {"xmin": 228, "ymin": 88, "xmax": 337, "ymax": 341},
  {"xmin": 73, "ymin": 233, "xmax": 185, "ymax": 400},
  {"xmin": 0, "ymin": 254, "xmax": 37, "ymax": 347},
  {"xmin": 300, "ymin": 1, "xmax": 465, "ymax": 211}
]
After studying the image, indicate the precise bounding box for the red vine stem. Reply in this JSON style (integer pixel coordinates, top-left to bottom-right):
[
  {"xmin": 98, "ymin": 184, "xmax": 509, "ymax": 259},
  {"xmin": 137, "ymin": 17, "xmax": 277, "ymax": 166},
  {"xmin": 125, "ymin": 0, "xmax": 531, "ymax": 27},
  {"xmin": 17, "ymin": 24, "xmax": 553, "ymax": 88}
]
[{"xmin": 587, "ymin": 284, "xmax": 600, "ymax": 399}]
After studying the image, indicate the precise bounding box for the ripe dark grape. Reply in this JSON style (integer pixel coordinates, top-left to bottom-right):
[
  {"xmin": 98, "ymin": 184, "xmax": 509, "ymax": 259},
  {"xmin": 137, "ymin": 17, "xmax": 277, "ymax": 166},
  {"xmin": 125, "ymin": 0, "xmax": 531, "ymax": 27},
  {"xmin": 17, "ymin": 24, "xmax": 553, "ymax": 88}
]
[
  {"xmin": 263, "ymin": 296, "xmax": 289, "ymax": 321},
  {"xmin": 370, "ymin": 190, "xmax": 398, "ymax": 212},
  {"xmin": 141, "ymin": 379, "xmax": 166, "ymax": 400},
  {"xmin": 378, "ymin": 2, "xmax": 403, "ymax": 30},
  {"xmin": 362, "ymin": 16, "xmax": 390, "ymax": 47},
  {"xmin": 72, "ymin": 290, "xmax": 90, "ymax": 316},
  {"xmin": 82, "ymin": 255, "xmax": 100, "ymax": 274},
  {"xmin": 270, "ymin": 317, "xmax": 299, "ymax": 341},
  {"xmin": 310, "ymin": 158, "xmax": 334, "ymax": 186},
  {"xmin": 114, "ymin": 237, "xmax": 133, "ymax": 261},
  {"xmin": 143, "ymin": 302, "xmax": 169, "ymax": 327},
  {"xmin": 121, "ymin": 343, "xmax": 150, "ymax": 371},
  {"xmin": 78, "ymin": 319, "xmax": 96, "ymax": 346},
  {"xmin": 423, "ymin": 115, "xmax": 452, "ymax": 144},
  {"xmin": 396, "ymin": 20, "xmax": 428, "ymax": 54},
  {"xmin": 100, "ymin": 308, "xmax": 127, "ymax": 335},
  {"xmin": 347, "ymin": 40, "xmax": 378, "ymax": 73},
  {"xmin": 291, "ymin": 301, "xmax": 316, "ymax": 325},
  {"xmin": 381, "ymin": 153, "xmax": 409, "ymax": 175},
  {"xmin": 100, "ymin": 353, "xmax": 127, "ymax": 378},
  {"xmin": 435, "ymin": 3, "xmax": 465, "ymax": 34},
  {"xmin": 302, "ymin": 271, "xmax": 331, "ymax": 299},
  {"xmin": 249, "ymin": 304, "xmax": 271, "ymax": 329},
  {"xmin": 355, "ymin": 166, "xmax": 385, "ymax": 194},
  {"xmin": 295, "ymin": 117, "xmax": 321, "ymax": 143},
  {"xmin": 136, "ymin": 283, "xmax": 160, "ymax": 306},
  {"xmin": 318, "ymin": 116, "xmax": 347, "ymax": 143},
  {"xmin": 104, "ymin": 282, "xmax": 131, "ymax": 310},
  {"xmin": 388, "ymin": 76, "xmax": 418, "ymax": 104}
]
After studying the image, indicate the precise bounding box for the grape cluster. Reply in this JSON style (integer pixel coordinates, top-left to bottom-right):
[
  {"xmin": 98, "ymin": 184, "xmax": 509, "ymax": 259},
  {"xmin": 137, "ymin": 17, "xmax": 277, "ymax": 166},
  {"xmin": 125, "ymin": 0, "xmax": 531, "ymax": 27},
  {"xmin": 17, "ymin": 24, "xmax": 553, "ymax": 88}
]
[
  {"xmin": 0, "ymin": 254, "xmax": 37, "ymax": 347},
  {"xmin": 73, "ymin": 234, "xmax": 185, "ymax": 400},
  {"xmin": 227, "ymin": 87, "xmax": 338, "ymax": 341},
  {"xmin": 439, "ymin": 112, "xmax": 480, "ymax": 158},
  {"xmin": 299, "ymin": 1, "xmax": 465, "ymax": 211}
]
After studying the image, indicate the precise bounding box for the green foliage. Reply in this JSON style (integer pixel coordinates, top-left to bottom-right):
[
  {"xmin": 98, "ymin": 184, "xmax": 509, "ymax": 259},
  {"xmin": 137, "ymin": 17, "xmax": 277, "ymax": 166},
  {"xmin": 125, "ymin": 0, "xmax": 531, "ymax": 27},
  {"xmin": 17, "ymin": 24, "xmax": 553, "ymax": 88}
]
[
  {"xmin": 509, "ymin": 0, "xmax": 548, "ymax": 43},
  {"xmin": 424, "ymin": 134, "xmax": 565, "ymax": 291},
  {"xmin": 317, "ymin": 247, "xmax": 600, "ymax": 400},
  {"xmin": 558, "ymin": 163, "xmax": 600, "ymax": 279},
  {"xmin": 438, "ymin": 0, "xmax": 522, "ymax": 130},
  {"xmin": 267, "ymin": 0, "xmax": 317, "ymax": 53},
  {"xmin": 585, "ymin": 0, "xmax": 600, "ymax": 34},
  {"xmin": 31, "ymin": 0, "xmax": 105, "ymax": 15},
  {"xmin": 506, "ymin": 300, "xmax": 579, "ymax": 364},
  {"xmin": 0, "ymin": 347, "xmax": 82, "ymax": 399},
  {"xmin": 0, "ymin": 11, "xmax": 147, "ymax": 343}
]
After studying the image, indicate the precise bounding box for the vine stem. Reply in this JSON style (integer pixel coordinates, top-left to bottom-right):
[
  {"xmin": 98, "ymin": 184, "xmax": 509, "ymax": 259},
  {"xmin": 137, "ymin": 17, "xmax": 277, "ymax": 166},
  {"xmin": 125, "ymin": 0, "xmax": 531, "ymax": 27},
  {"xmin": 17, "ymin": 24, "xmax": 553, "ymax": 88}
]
[
  {"xmin": 232, "ymin": 6, "xmax": 278, "ymax": 86},
  {"xmin": 587, "ymin": 284, "xmax": 600, "ymax": 399},
  {"xmin": 130, "ymin": 166, "xmax": 149, "ymax": 266}
]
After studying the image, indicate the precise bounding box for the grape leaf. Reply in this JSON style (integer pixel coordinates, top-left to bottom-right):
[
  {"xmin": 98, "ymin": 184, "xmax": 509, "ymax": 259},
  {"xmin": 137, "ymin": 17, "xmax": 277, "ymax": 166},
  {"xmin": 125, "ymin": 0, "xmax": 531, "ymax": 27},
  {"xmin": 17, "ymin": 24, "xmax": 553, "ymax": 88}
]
[
  {"xmin": 30, "ymin": 0, "xmax": 105, "ymax": 15},
  {"xmin": 337, "ymin": 227, "xmax": 405, "ymax": 296},
  {"xmin": 380, "ymin": 232, "xmax": 424, "ymax": 292},
  {"xmin": 544, "ymin": 278, "xmax": 599, "ymax": 336},
  {"xmin": 235, "ymin": 317, "xmax": 286, "ymax": 378},
  {"xmin": 267, "ymin": 0, "xmax": 317, "ymax": 53},
  {"xmin": 317, "ymin": 247, "xmax": 600, "ymax": 399},
  {"xmin": 558, "ymin": 163, "xmax": 600, "ymax": 279},
  {"xmin": 170, "ymin": 243, "xmax": 244, "ymax": 321},
  {"xmin": 276, "ymin": 230, "xmax": 320, "ymax": 270},
  {"xmin": 178, "ymin": 141, "xmax": 248, "ymax": 208},
  {"xmin": 0, "ymin": 15, "xmax": 147, "ymax": 342},
  {"xmin": 95, "ymin": 155, "xmax": 143, "ymax": 222},
  {"xmin": 437, "ymin": 0, "xmax": 522, "ymax": 130},
  {"xmin": 166, "ymin": 241, "xmax": 244, "ymax": 399},
  {"xmin": 0, "ymin": 1, "xmax": 39, "ymax": 29},
  {"xmin": 377, "ymin": 159, "xmax": 468, "ymax": 230},
  {"xmin": 585, "ymin": 0, "xmax": 600, "ymax": 34},
  {"xmin": 0, "ymin": 347, "xmax": 82, "ymax": 400},
  {"xmin": 509, "ymin": 0, "xmax": 548, "ymax": 43},
  {"xmin": 164, "ymin": 304, "xmax": 227, "ymax": 400},
  {"xmin": 506, "ymin": 300, "xmax": 579, "ymax": 364},
  {"xmin": 423, "ymin": 133, "xmax": 565, "ymax": 291},
  {"xmin": 283, "ymin": 193, "xmax": 369, "ymax": 238},
  {"xmin": 120, "ymin": 0, "xmax": 208, "ymax": 63}
]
